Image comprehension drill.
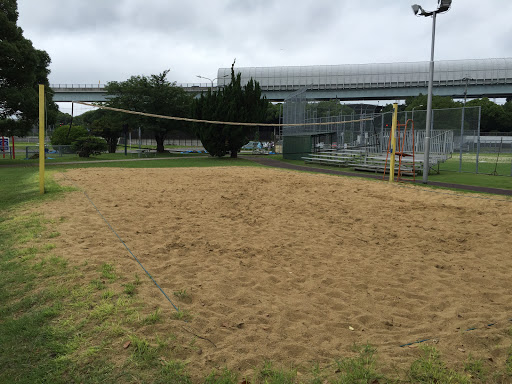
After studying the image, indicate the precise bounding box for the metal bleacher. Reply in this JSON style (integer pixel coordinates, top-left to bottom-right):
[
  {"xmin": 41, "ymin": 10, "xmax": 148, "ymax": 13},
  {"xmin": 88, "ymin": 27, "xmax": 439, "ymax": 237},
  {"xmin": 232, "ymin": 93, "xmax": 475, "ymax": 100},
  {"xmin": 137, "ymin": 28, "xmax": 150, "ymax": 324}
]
[
  {"xmin": 302, "ymin": 149, "xmax": 452, "ymax": 175},
  {"xmin": 301, "ymin": 150, "xmax": 424, "ymax": 175}
]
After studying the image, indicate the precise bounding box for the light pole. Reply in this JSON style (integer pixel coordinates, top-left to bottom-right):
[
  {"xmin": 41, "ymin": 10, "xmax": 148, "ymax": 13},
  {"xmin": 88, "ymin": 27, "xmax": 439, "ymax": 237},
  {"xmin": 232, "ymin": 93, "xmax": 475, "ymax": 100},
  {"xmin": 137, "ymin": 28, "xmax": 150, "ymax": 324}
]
[
  {"xmin": 412, "ymin": 0, "xmax": 452, "ymax": 183},
  {"xmin": 196, "ymin": 74, "xmax": 229, "ymax": 92},
  {"xmin": 411, "ymin": 104, "xmax": 424, "ymax": 122}
]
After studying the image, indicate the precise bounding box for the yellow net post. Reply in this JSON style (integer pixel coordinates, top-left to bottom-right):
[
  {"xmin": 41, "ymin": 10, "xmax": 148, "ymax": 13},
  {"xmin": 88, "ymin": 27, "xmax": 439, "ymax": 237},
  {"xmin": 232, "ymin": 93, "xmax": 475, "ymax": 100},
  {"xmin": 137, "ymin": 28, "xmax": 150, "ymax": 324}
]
[
  {"xmin": 389, "ymin": 103, "xmax": 398, "ymax": 182},
  {"xmin": 39, "ymin": 84, "xmax": 45, "ymax": 194}
]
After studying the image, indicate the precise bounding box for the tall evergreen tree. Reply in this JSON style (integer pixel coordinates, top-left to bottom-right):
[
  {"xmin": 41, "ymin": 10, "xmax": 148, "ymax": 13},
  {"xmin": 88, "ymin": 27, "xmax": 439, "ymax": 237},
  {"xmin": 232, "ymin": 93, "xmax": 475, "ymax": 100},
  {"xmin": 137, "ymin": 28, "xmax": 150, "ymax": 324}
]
[
  {"xmin": 193, "ymin": 62, "xmax": 268, "ymax": 158},
  {"xmin": 0, "ymin": 0, "xmax": 57, "ymax": 136}
]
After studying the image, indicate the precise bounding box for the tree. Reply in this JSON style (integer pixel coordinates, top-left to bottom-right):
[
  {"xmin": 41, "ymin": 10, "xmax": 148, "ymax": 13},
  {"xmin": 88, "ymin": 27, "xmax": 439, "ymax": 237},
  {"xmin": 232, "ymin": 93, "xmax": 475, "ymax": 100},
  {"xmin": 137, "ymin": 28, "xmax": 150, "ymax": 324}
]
[
  {"xmin": 405, "ymin": 94, "xmax": 461, "ymax": 111},
  {"xmin": 192, "ymin": 62, "xmax": 268, "ymax": 158},
  {"xmin": 502, "ymin": 101, "xmax": 512, "ymax": 132},
  {"xmin": 403, "ymin": 94, "xmax": 462, "ymax": 131},
  {"xmin": 80, "ymin": 108, "xmax": 124, "ymax": 153},
  {"xmin": 55, "ymin": 111, "xmax": 73, "ymax": 126},
  {"xmin": 0, "ymin": 0, "xmax": 57, "ymax": 137},
  {"xmin": 72, "ymin": 136, "xmax": 108, "ymax": 158},
  {"xmin": 466, "ymin": 98, "xmax": 507, "ymax": 133},
  {"xmin": 305, "ymin": 100, "xmax": 354, "ymax": 118},
  {"xmin": 51, "ymin": 125, "xmax": 88, "ymax": 146},
  {"xmin": 105, "ymin": 70, "xmax": 193, "ymax": 152}
]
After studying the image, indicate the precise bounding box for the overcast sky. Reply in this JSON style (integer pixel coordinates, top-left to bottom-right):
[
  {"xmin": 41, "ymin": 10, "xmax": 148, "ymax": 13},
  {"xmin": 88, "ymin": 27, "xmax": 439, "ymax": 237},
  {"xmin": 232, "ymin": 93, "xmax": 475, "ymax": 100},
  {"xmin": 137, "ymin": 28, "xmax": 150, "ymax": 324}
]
[{"xmin": 17, "ymin": 0, "xmax": 512, "ymax": 88}]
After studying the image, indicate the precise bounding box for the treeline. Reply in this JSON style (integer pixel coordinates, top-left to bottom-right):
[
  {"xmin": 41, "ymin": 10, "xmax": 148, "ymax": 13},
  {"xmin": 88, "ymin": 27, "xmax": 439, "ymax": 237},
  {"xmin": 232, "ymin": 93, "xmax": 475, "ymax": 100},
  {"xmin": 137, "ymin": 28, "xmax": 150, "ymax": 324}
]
[{"xmin": 54, "ymin": 64, "xmax": 276, "ymax": 157}]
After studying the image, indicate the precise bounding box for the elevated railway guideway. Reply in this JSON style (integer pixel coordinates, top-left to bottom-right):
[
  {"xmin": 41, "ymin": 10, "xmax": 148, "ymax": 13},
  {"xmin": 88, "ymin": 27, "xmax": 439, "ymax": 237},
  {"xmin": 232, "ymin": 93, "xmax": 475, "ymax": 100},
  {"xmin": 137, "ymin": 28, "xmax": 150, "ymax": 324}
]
[
  {"xmin": 218, "ymin": 57, "xmax": 512, "ymax": 101},
  {"xmin": 50, "ymin": 83, "xmax": 212, "ymax": 102},
  {"xmin": 51, "ymin": 58, "xmax": 512, "ymax": 102}
]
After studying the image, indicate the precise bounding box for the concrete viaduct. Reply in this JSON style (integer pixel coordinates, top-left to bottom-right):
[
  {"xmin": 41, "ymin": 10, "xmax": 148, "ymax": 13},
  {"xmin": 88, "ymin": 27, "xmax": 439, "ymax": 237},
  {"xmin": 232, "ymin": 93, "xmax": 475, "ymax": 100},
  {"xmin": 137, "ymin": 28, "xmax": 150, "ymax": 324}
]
[{"xmin": 51, "ymin": 58, "xmax": 512, "ymax": 102}]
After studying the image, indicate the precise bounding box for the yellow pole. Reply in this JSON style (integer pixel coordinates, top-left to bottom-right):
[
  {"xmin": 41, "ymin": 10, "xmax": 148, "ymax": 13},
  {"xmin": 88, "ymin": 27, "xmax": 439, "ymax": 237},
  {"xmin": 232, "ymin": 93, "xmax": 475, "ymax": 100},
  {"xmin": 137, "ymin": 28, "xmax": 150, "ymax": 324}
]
[
  {"xmin": 39, "ymin": 84, "xmax": 45, "ymax": 194},
  {"xmin": 389, "ymin": 103, "xmax": 398, "ymax": 182}
]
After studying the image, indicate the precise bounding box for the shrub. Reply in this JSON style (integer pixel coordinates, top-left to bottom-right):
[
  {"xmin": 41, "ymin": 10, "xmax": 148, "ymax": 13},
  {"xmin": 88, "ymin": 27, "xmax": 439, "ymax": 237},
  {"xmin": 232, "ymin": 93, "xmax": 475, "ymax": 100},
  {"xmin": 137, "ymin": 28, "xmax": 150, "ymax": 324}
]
[
  {"xmin": 71, "ymin": 136, "xmax": 108, "ymax": 157},
  {"xmin": 50, "ymin": 125, "xmax": 89, "ymax": 145}
]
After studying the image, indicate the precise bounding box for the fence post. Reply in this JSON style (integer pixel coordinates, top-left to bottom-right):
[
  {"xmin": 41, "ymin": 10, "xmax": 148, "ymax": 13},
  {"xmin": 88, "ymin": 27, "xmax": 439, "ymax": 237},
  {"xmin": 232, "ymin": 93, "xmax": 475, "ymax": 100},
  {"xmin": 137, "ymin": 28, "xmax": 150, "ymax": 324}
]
[
  {"xmin": 381, "ymin": 114, "xmax": 384, "ymax": 152},
  {"xmin": 476, "ymin": 106, "xmax": 481, "ymax": 174},
  {"xmin": 459, "ymin": 106, "xmax": 465, "ymax": 172}
]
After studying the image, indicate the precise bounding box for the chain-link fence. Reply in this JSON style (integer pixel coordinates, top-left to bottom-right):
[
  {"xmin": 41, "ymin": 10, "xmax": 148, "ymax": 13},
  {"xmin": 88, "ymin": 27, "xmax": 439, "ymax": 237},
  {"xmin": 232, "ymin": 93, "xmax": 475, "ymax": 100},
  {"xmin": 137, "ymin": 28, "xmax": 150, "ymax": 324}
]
[
  {"xmin": 21, "ymin": 145, "xmax": 74, "ymax": 159},
  {"xmin": 118, "ymin": 137, "xmax": 202, "ymax": 147},
  {"xmin": 452, "ymin": 133, "xmax": 512, "ymax": 176},
  {"xmin": 282, "ymin": 94, "xmax": 511, "ymax": 176}
]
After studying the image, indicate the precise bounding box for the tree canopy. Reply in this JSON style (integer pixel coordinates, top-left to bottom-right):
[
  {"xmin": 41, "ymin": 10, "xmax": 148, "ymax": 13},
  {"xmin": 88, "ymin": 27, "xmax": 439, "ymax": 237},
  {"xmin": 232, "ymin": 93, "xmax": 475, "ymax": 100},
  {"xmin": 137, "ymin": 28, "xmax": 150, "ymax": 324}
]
[
  {"xmin": 466, "ymin": 98, "xmax": 508, "ymax": 132},
  {"xmin": 305, "ymin": 100, "xmax": 354, "ymax": 118},
  {"xmin": 105, "ymin": 70, "xmax": 193, "ymax": 152},
  {"xmin": 382, "ymin": 94, "xmax": 512, "ymax": 133},
  {"xmin": 0, "ymin": 0, "xmax": 57, "ymax": 137},
  {"xmin": 404, "ymin": 94, "xmax": 462, "ymax": 111},
  {"xmin": 192, "ymin": 62, "xmax": 268, "ymax": 158},
  {"xmin": 50, "ymin": 125, "xmax": 88, "ymax": 146},
  {"xmin": 78, "ymin": 108, "xmax": 125, "ymax": 153}
]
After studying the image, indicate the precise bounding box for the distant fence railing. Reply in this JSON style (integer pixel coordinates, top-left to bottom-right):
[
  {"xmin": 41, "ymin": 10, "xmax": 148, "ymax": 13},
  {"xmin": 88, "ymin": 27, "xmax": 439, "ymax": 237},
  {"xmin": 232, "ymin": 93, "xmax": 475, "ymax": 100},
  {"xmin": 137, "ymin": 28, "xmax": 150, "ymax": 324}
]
[
  {"xmin": 349, "ymin": 130, "xmax": 453, "ymax": 161},
  {"xmin": 50, "ymin": 83, "xmax": 211, "ymax": 90}
]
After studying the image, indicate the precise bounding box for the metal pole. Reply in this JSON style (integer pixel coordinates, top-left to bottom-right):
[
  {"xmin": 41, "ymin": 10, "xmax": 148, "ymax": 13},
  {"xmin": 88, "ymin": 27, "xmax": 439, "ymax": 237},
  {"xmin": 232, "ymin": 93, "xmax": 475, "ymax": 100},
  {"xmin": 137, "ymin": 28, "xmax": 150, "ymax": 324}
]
[
  {"xmin": 381, "ymin": 113, "xmax": 384, "ymax": 152},
  {"xmin": 389, "ymin": 104, "xmax": 398, "ymax": 182},
  {"xmin": 458, "ymin": 79, "xmax": 468, "ymax": 172},
  {"xmin": 39, "ymin": 85, "xmax": 45, "ymax": 194},
  {"xmin": 476, "ymin": 106, "xmax": 481, "ymax": 173},
  {"xmin": 423, "ymin": 12, "xmax": 437, "ymax": 183}
]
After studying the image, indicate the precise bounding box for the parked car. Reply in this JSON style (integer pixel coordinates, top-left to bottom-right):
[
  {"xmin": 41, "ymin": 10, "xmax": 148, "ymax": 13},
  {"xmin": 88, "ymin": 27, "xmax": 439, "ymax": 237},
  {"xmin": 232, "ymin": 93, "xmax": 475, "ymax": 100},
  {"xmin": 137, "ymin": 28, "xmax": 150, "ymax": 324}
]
[{"xmin": 242, "ymin": 141, "xmax": 259, "ymax": 150}]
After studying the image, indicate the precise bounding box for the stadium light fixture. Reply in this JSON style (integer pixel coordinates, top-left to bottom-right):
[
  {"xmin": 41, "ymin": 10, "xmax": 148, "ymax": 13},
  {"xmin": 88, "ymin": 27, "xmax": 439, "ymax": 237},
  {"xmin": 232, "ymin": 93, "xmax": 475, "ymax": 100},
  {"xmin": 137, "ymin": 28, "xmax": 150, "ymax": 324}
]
[{"xmin": 411, "ymin": 0, "xmax": 452, "ymax": 183}]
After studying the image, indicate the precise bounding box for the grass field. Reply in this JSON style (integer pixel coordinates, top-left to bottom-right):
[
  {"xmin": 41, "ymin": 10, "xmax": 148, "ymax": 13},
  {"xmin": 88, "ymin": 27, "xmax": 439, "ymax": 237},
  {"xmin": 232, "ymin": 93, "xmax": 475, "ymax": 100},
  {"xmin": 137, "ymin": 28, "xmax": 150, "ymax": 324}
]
[
  {"xmin": 272, "ymin": 156, "xmax": 512, "ymax": 191},
  {"xmin": 1, "ymin": 158, "xmax": 512, "ymax": 383},
  {"xmin": 439, "ymin": 153, "xmax": 512, "ymax": 177},
  {"xmin": 0, "ymin": 149, "xmax": 208, "ymax": 165}
]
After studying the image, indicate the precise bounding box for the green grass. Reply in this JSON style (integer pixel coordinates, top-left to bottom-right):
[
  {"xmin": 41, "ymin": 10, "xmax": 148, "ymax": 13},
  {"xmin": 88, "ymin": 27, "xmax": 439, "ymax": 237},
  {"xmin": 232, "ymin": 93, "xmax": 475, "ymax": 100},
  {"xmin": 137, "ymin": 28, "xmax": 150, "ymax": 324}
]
[
  {"xmin": 275, "ymin": 156, "xmax": 512, "ymax": 191},
  {"xmin": 464, "ymin": 355, "xmax": 488, "ymax": 382},
  {"xmin": 408, "ymin": 346, "xmax": 471, "ymax": 383},
  {"xmin": 0, "ymin": 168, "xmax": 75, "ymax": 211},
  {"xmin": 0, "ymin": 155, "xmax": 263, "ymax": 171},
  {"xmin": 204, "ymin": 368, "xmax": 238, "ymax": 384},
  {"xmin": 506, "ymin": 346, "xmax": 512, "ymax": 373},
  {"xmin": 100, "ymin": 263, "xmax": 116, "ymax": 281},
  {"xmin": 0, "ymin": 151, "xmax": 206, "ymax": 166},
  {"xmin": 256, "ymin": 361, "xmax": 297, "ymax": 384},
  {"xmin": 142, "ymin": 308, "xmax": 161, "ymax": 325},
  {"xmin": 172, "ymin": 308, "xmax": 193, "ymax": 321},
  {"xmin": 123, "ymin": 282, "xmax": 136, "ymax": 296},
  {"xmin": 333, "ymin": 344, "xmax": 383, "ymax": 384},
  {"xmin": 173, "ymin": 289, "xmax": 191, "ymax": 302}
]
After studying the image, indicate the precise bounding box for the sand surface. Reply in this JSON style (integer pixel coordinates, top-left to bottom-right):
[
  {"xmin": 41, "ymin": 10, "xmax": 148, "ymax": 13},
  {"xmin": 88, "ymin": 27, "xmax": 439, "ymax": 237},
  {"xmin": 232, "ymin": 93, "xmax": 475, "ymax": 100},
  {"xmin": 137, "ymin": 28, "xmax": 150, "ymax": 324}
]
[{"xmin": 39, "ymin": 167, "xmax": 512, "ymax": 378}]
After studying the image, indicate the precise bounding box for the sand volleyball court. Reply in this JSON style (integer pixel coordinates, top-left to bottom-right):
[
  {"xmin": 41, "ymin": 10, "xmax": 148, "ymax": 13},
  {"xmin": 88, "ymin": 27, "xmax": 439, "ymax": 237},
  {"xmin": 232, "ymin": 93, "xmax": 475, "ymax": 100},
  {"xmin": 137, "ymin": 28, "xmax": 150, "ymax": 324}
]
[{"xmin": 38, "ymin": 166, "xmax": 512, "ymax": 377}]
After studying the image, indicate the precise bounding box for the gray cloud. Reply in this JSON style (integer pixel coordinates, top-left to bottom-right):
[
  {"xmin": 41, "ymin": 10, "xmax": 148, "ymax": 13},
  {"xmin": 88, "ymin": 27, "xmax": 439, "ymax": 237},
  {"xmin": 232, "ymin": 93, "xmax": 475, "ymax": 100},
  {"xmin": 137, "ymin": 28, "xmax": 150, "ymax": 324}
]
[{"xmin": 15, "ymin": 0, "xmax": 512, "ymax": 86}]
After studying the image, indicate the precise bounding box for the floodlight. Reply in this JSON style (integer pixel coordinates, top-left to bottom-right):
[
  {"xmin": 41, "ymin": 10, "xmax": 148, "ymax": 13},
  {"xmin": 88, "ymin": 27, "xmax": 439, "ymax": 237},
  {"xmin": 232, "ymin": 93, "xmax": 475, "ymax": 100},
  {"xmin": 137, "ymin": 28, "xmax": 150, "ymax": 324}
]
[
  {"xmin": 437, "ymin": 0, "xmax": 452, "ymax": 13},
  {"xmin": 412, "ymin": 0, "xmax": 452, "ymax": 17}
]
